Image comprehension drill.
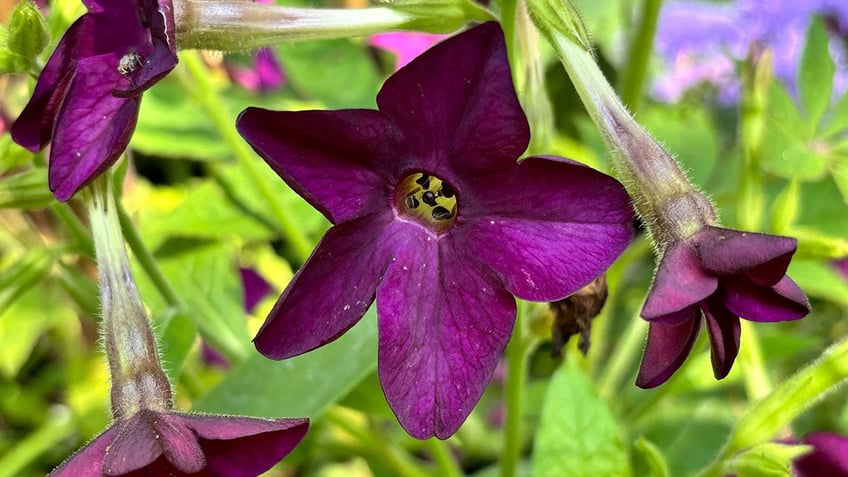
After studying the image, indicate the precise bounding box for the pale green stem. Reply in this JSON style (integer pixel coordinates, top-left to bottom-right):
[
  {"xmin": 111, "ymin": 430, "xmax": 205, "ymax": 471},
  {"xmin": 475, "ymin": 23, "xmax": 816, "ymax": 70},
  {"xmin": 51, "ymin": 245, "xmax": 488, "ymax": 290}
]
[
  {"xmin": 598, "ymin": 311, "xmax": 648, "ymax": 400},
  {"xmin": 179, "ymin": 51, "xmax": 313, "ymax": 263},
  {"xmin": 501, "ymin": 304, "xmax": 531, "ymax": 477},
  {"xmin": 426, "ymin": 439, "xmax": 462, "ymax": 477},
  {"xmin": 618, "ymin": 0, "xmax": 663, "ymax": 111},
  {"xmin": 738, "ymin": 321, "xmax": 772, "ymax": 402}
]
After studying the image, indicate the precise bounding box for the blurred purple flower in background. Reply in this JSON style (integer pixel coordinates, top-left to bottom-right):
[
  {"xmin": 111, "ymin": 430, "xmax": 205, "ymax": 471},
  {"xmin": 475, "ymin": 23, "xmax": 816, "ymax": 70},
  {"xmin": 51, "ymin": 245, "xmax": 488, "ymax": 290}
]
[
  {"xmin": 51, "ymin": 409, "xmax": 308, "ymax": 476},
  {"xmin": 654, "ymin": 0, "xmax": 848, "ymax": 103},
  {"xmin": 238, "ymin": 22, "xmax": 634, "ymax": 439},
  {"xmin": 225, "ymin": 48, "xmax": 286, "ymax": 93},
  {"xmin": 369, "ymin": 32, "xmax": 447, "ymax": 70},
  {"xmin": 10, "ymin": 0, "xmax": 178, "ymax": 200},
  {"xmin": 794, "ymin": 432, "xmax": 848, "ymax": 477}
]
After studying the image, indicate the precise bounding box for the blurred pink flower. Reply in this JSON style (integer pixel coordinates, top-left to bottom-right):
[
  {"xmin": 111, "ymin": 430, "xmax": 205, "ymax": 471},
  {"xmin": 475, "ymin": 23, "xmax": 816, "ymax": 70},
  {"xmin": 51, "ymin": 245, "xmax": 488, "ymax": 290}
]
[{"xmin": 369, "ymin": 32, "xmax": 447, "ymax": 70}]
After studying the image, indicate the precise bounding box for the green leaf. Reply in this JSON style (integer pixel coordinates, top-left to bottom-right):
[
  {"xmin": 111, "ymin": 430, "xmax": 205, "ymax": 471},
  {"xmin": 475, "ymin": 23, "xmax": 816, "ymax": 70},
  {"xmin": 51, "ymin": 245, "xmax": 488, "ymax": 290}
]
[
  {"xmin": 760, "ymin": 116, "xmax": 827, "ymax": 180},
  {"xmin": 278, "ymin": 39, "xmax": 381, "ymax": 109},
  {"xmin": 134, "ymin": 239, "xmax": 252, "ymax": 364},
  {"xmin": 134, "ymin": 79, "xmax": 232, "ymax": 161},
  {"xmin": 0, "ymin": 168, "xmax": 53, "ymax": 210},
  {"xmin": 0, "ymin": 135, "xmax": 37, "ymax": 174},
  {"xmin": 725, "ymin": 442, "xmax": 811, "ymax": 477},
  {"xmin": 798, "ymin": 16, "xmax": 834, "ymax": 131},
  {"xmin": 155, "ymin": 309, "xmax": 197, "ymax": 380},
  {"xmin": 193, "ymin": 309, "xmax": 378, "ymax": 418},
  {"xmin": 532, "ymin": 359, "xmax": 630, "ymax": 477},
  {"xmin": 0, "ymin": 249, "xmax": 53, "ymax": 315},
  {"xmin": 822, "ymin": 90, "xmax": 848, "ymax": 138},
  {"xmin": 787, "ymin": 259, "xmax": 848, "ymax": 308},
  {"xmin": 633, "ymin": 437, "xmax": 669, "ymax": 477},
  {"xmin": 832, "ymin": 157, "xmax": 848, "ymax": 204}
]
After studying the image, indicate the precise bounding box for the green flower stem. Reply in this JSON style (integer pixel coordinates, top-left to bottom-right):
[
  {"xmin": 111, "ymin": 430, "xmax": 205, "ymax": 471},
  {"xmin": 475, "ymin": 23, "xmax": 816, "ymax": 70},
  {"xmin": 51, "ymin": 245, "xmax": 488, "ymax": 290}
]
[
  {"xmin": 501, "ymin": 302, "xmax": 532, "ymax": 477},
  {"xmin": 50, "ymin": 202, "xmax": 94, "ymax": 257},
  {"xmin": 174, "ymin": 1, "xmax": 414, "ymax": 51},
  {"xmin": 697, "ymin": 334, "xmax": 848, "ymax": 477},
  {"xmin": 180, "ymin": 52, "xmax": 313, "ymax": 263},
  {"xmin": 597, "ymin": 311, "xmax": 648, "ymax": 400},
  {"xmin": 113, "ymin": 195, "xmax": 180, "ymax": 309},
  {"xmin": 618, "ymin": 0, "xmax": 663, "ymax": 111},
  {"xmin": 426, "ymin": 438, "xmax": 462, "ymax": 477},
  {"xmin": 738, "ymin": 321, "xmax": 772, "ymax": 401}
]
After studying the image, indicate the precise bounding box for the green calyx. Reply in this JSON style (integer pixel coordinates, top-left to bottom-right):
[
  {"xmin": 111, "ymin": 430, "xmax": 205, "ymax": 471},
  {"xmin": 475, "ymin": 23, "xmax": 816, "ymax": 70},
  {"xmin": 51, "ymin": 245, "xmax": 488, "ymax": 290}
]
[
  {"xmin": 380, "ymin": 0, "xmax": 494, "ymax": 33},
  {"xmin": 524, "ymin": 0, "xmax": 591, "ymax": 54},
  {"xmin": 1, "ymin": 1, "xmax": 48, "ymax": 74}
]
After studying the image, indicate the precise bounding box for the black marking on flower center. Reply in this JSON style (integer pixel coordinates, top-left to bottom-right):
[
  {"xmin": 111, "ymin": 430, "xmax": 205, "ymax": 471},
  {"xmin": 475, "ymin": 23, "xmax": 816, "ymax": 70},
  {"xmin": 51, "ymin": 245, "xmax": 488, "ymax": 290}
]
[{"xmin": 397, "ymin": 173, "xmax": 458, "ymax": 232}]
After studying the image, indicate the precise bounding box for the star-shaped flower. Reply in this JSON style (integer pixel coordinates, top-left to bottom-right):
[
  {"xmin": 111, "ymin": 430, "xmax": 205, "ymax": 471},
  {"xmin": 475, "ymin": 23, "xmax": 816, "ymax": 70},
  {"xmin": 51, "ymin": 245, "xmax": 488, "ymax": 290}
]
[
  {"xmin": 236, "ymin": 22, "xmax": 634, "ymax": 439},
  {"xmin": 636, "ymin": 226, "xmax": 810, "ymax": 388},
  {"xmin": 11, "ymin": 0, "xmax": 177, "ymax": 201},
  {"xmin": 51, "ymin": 409, "xmax": 308, "ymax": 476}
]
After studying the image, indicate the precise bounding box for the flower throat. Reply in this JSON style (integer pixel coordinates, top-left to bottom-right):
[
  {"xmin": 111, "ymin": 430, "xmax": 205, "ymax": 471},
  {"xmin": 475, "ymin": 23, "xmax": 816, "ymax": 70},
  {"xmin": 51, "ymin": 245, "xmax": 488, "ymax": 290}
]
[{"xmin": 396, "ymin": 173, "xmax": 457, "ymax": 234}]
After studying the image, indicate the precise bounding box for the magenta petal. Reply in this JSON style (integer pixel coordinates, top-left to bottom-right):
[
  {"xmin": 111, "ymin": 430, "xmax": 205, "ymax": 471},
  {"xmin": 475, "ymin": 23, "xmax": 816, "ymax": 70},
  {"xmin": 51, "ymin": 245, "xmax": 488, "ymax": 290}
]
[
  {"xmin": 695, "ymin": 226, "xmax": 797, "ymax": 285},
  {"xmin": 50, "ymin": 426, "xmax": 116, "ymax": 476},
  {"xmin": 702, "ymin": 301, "xmax": 741, "ymax": 379},
  {"xmin": 642, "ymin": 242, "xmax": 718, "ymax": 319},
  {"xmin": 254, "ymin": 213, "xmax": 396, "ymax": 359},
  {"xmin": 376, "ymin": 22, "xmax": 529, "ymax": 175},
  {"xmin": 796, "ymin": 432, "xmax": 848, "ymax": 477},
  {"xmin": 720, "ymin": 275, "xmax": 810, "ymax": 322},
  {"xmin": 185, "ymin": 414, "xmax": 309, "ymax": 477},
  {"xmin": 153, "ymin": 413, "xmax": 206, "ymax": 473},
  {"xmin": 636, "ymin": 313, "xmax": 702, "ymax": 388},
  {"xmin": 102, "ymin": 412, "xmax": 163, "ymax": 475},
  {"xmin": 49, "ymin": 55, "xmax": 140, "ymax": 201},
  {"xmin": 376, "ymin": 223, "xmax": 515, "ymax": 439},
  {"xmin": 236, "ymin": 107, "xmax": 403, "ymax": 223}
]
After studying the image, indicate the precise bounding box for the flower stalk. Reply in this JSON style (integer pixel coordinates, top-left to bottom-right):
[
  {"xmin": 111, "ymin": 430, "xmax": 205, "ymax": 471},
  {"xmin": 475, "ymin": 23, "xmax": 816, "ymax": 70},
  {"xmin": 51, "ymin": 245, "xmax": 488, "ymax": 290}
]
[{"xmin": 86, "ymin": 176, "xmax": 172, "ymax": 420}]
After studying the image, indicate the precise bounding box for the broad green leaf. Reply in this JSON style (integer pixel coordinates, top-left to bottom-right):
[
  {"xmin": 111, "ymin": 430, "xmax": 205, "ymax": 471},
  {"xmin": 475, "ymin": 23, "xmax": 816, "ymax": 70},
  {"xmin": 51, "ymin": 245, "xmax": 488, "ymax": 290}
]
[
  {"xmin": 633, "ymin": 437, "xmax": 669, "ymax": 477},
  {"xmin": 155, "ymin": 309, "xmax": 198, "ymax": 380},
  {"xmin": 193, "ymin": 309, "xmax": 378, "ymax": 418},
  {"xmin": 725, "ymin": 442, "xmax": 811, "ymax": 477},
  {"xmin": 134, "ymin": 239, "xmax": 252, "ymax": 364},
  {"xmin": 532, "ymin": 358, "xmax": 630, "ymax": 477},
  {"xmin": 138, "ymin": 178, "xmax": 276, "ymax": 250},
  {"xmin": 798, "ymin": 16, "xmax": 834, "ymax": 131},
  {"xmin": 822, "ymin": 90, "xmax": 848, "ymax": 138},
  {"xmin": 279, "ymin": 39, "xmax": 381, "ymax": 109},
  {"xmin": 787, "ymin": 259, "xmax": 848, "ymax": 308},
  {"xmin": 134, "ymin": 78, "xmax": 231, "ymax": 161},
  {"xmin": 0, "ymin": 168, "xmax": 53, "ymax": 210},
  {"xmin": 767, "ymin": 82, "xmax": 804, "ymax": 135},
  {"xmin": 797, "ymin": 179, "xmax": 848, "ymax": 235},
  {"xmin": 760, "ymin": 116, "xmax": 827, "ymax": 180},
  {"xmin": 641, "ymin": 105, "xmax": 719, "ymax": 187}
]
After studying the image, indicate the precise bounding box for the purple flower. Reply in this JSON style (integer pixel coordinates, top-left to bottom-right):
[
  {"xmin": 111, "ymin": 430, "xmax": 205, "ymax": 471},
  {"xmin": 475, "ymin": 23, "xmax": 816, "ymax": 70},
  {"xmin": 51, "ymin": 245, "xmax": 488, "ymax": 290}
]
[
  {"xmin": 236, "ymin": 22, "xmax": 634, "ymax": 439},
  {"xmin": 794, "ymin": 432, "xmax": 848, "ymax": 477},
  {"xmin": 226, "ymin": 48, "xmax": 286, "ymax": 93},
  {"xmin": 654, "ymin": 0, "xmax": 848, "ymax": 102},
  {"xmin": 636, "ymin": 226, "xmax": 810, "ymax": 388},
  {"xmin": 10, "ymin": 0, "xmax": 177, "ymax": 201},
  {"xmin": 50, "ymin": 409, "xmax": 308, "ymax": 476},
  {"xmin": 369, "ymin": 32, "xmax": 447, "ymax": 70}
]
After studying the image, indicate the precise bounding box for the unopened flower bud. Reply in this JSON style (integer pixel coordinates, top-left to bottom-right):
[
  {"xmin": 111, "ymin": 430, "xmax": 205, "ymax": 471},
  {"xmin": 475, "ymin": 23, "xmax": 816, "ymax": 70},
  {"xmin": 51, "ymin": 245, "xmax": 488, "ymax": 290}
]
[
  {"xmin": 6, "ymin": 1, "xmax": 48, "ymax": 68},
  {"xmin": 549, "ymin": 274, "xmax": 608, "ymax": 357}
]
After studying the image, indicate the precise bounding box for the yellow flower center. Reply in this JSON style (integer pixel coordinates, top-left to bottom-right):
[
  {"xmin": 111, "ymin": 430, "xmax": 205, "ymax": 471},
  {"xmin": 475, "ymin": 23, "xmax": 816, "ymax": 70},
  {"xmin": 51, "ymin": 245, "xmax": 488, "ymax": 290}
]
[{"xmin": 395, "ymin": 173, "xmax": 458, "ymax": 234}]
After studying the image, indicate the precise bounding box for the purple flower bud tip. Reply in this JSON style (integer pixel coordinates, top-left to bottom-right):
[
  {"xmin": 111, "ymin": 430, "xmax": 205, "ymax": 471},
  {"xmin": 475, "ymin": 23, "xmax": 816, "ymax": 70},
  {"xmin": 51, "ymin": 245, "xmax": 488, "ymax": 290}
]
[
  {"xmin": 637, "ymin": 226, "xmax": 811, "ymax": 388},
  {"xmin": 10, "ymin": 0, "xmax": 178, "ymax": 201},
  {"xmin": 50, "ymin": 410, "xmax": 308, "ymax": 476},
  {"xmin": 237, "ymin": 22, "xmax": 635, "ymax": 439},
  {"xmin": 795, "ymin": 432, "xmax": 848, "ymax": 477}
]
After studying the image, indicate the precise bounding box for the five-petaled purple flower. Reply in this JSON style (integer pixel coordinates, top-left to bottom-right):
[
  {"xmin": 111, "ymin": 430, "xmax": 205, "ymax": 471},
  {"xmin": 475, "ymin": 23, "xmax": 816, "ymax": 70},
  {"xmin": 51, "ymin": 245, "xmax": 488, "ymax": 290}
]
[
  {"xmin": 636, "ymin": 226, "xmax": 810, "ymax": 388},
  {"xmin": 236, "ymin": 22, "xmax": 634, "ymax": 439},
  {"xmin": 11, "ymin": 0, "xmax": 177, "ymax": 201},
  {"xmin": 794, "ymin": 432, "xmax": 848, "ymax": 477},
  {"xmin": 51, "ymin": 409, "xmax": 308, "ymax": 476}
]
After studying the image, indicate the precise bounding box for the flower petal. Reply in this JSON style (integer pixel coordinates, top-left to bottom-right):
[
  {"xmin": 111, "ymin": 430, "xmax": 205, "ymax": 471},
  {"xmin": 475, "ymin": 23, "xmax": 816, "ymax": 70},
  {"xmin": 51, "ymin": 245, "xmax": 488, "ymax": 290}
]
[
  {"xmin": 153, "ymin": 412, "xmax": 206, "ymax": 474},
  {"xmin": 795, "ymin": 432, "xmax": 848, "ymax": 477},
  {"xmin": 376, "ymin": 223, "xmax": 515, "ymax": 439},
  {"xmin": 187, "ymin": 414, "xmax": 309, "ymax": 477},
  {"xmin": 702, "ymin": 300, "xmax": 741, "ymax": 379},
  {"xmin": 50, "ymin": 426, "xmax": 117, "ymax": 476},
  {"xmin": 102, "ymin": 412, "xmax": 163, "ymax": 475},
  {"xmin": 720, "ymin": 274, "xmax": 810, "ymax": 322},
  {"xmin": 236, "ymin": 107, "xmax": 403, "ymax": 224},
  {"xmin": 642, "ymin": 242, "xmax": 718, "ymax": 319},
  {"xmin": 457, "ymin": 218, "xmax": 632, "ymax": 302},
  {"xmin": 254, "ymin": 213, "xmax": 396, "ymax": 359},
  {"xmin": 695, "ymin": 226, "xmax": 797, "ymax": 285},
  {"xmin": 376, "ymin": 22, "xmax": 529, "ymax": 176},
  {"xmin": 114, "ymin": 0, "xmax": 177, "ymax": 95},
  {"xmin": 636, "ymin": 313, "xmax": 702, "ymax": 388},
  {"xmin": 49, "ymin": 55, "xmax": 140, "ymax": 201}
]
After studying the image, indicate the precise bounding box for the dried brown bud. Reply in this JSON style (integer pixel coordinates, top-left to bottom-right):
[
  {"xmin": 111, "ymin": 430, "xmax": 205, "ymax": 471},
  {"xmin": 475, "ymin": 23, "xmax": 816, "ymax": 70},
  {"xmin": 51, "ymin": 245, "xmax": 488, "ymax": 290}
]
[{"xmin": 550, "ymin": 274, "xmax": 608, "ymax": 357}]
